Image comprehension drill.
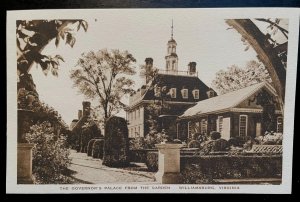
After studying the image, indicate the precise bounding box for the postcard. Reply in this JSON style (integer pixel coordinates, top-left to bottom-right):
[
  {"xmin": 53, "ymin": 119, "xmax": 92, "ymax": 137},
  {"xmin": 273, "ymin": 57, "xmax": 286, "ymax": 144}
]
[{"xmin": 6, "ymin": 8, "xmax": 299, "ymax": 193}]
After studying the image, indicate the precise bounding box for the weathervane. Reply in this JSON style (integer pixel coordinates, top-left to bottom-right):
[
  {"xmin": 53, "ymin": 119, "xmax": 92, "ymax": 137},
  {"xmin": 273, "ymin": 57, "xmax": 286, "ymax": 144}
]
[{"xmin": 171, "ymin": 19, "xmax": 174, "ymax": 39}]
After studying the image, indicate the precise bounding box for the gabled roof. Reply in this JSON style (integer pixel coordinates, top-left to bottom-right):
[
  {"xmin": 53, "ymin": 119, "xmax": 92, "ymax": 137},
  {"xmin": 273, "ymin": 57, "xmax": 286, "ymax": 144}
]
[{"xmin": 180, "ymin": 82, "xmax": 277, "ymax": 118}]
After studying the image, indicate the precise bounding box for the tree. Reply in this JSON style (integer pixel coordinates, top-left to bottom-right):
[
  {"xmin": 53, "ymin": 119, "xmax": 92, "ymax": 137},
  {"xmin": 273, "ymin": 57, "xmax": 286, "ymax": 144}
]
[
  {"xmin": 70, "ymin": 49, "xmax": 136, "ymax": 121},
  {"xmin": 17, "ymin": 20, "xmax": 88, "ymax": 77},
  {"xmin": 225, "ymin": 19, "xmax": 287, "ymax": 110},
  {"xmin": 212, "ymin": 60, "xmax": 272, "ymax": 94}
]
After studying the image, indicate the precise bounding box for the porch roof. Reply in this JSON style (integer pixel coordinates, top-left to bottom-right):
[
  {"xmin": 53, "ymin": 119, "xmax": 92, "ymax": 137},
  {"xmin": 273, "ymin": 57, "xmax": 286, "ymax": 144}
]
[{"xmin": 180, "ymin": 82, "xmax": 277, "ymax": 118}]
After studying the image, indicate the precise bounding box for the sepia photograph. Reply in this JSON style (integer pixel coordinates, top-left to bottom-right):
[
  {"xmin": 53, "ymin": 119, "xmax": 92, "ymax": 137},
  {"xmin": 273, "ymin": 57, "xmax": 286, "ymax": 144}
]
[{"xmin": 6, "ymin": 8, "xmax": 299, "ymax": 193}]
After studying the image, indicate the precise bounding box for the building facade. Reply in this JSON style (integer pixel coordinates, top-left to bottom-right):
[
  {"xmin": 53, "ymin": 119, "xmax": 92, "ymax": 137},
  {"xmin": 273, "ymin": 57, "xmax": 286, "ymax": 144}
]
[
  {"xmin": 125, "ymin": 33, "xmax": 214, "ymax": 138},
  {"xmin": 177, "ymin": 82, "xmax": 283, "ymax": 141}
]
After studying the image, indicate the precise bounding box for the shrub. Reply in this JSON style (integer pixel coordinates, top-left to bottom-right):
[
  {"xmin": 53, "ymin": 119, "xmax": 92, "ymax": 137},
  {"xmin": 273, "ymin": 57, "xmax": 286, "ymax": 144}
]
[
  {"xmin": 92, "ymin": 139, "xmax": 104, "ymax": 159},
  {"xmin": 146, "ymin": 151, "xmax": 158, "ymax": 172},
  {"xmin": 103, "ymin": 116, "xmax": 129, "ymax": 167},
  {"xmin": 200, "ymin": 139, "xmax": 228, "ymax": 155},
  {"xmin": 87, "ymin": 139, "xmax": 97, "ymax": 156},
  {"xmin": 210, "ymin": 131, "xmax": 221, "ymax": 140},
  {"xmin": 129, "ymin": 137, "xmax": 145, "ymax": 150},
  {"xmin": 173, "ymin": 139, "xmax": 182, "ymax": 144},
  {"xmin": 213, "ymin": 138, "xmax": 228, "ymax": 151},
  {"xmin": 255, "ymin": 132, "xmax": 283, "ymax": 145},
  {"xmin": 228, "ymin": 137, "xmax": 246, "ymax": 147},
  {"xmin": 25, "ymin": 121, "xmax": 71, "ymax": 184},
  {"xmin": 143, "ymin": 132, "xmax": 167, "ymax": 149},
  {"xmin": 188, "ymin": 140, "xmax": 201, "ymax": 148}
]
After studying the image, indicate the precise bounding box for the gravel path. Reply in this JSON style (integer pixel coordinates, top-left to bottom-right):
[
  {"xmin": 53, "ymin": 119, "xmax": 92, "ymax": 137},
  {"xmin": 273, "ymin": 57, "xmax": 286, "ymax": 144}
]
[{"xmin": 69, "ymin": 150, "xmax": 156, "ymax": 184}]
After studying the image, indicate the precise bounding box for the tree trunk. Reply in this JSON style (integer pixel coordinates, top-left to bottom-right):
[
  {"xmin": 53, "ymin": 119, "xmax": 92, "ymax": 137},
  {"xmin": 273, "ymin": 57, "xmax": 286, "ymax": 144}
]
[{"xmin": 225, "ymin": 19, "xmax": 286, "ymax": 112}]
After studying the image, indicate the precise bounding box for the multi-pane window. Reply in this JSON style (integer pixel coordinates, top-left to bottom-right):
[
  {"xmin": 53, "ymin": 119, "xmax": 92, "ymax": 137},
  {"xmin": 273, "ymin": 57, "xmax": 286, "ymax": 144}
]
[
  {"xmin": 170, "ymin": 88, "xmax": 177, "ymax": 98},
  {"xmin": 181, "ymin": 89, "xmax": 188, "ymax": 99},
  {"xmin": 218, "ymin": 116, "xmax": 223, "ymax": 133},
  {"xmin": 277, "ymin": 116, "xmax": 283, "ymax": 133},
  {"xmin": 200, "ymin": 119, "xmax": 207, "ymax": 135},
  {"xmin": 193, "ymin": 89, "xmax": 199, "ymax": 99},
  {"xmin": 188, "ymin": 121, "xmax": 192, "ymax": 138},
  {"xmin": 239, "ymin": 115, "xmax": 248, "ymax": 137}
]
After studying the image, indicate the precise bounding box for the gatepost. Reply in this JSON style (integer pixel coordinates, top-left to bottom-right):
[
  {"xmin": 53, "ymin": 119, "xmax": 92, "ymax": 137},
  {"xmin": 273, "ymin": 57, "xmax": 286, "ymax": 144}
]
[{"xmin": 155, "ymin": 142, "xmax": 183, "ymax": 184}]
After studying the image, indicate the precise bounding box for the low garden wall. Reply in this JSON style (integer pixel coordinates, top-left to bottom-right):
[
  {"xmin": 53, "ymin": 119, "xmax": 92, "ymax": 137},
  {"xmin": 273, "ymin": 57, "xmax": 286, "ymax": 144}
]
[{"xmin": 129, "ymin": 148, "xmax": 200, "ymax": 163}]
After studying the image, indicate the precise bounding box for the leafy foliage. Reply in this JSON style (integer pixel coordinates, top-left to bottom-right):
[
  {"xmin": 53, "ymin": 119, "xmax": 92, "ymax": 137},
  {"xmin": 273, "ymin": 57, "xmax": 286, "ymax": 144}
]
[
  {"xmin": 70, "ymin": 49, "xmax": 136, "ymax": 120},
  {"xmin": 255, "ymin": 132, "xmax": 283, "ymax": 145},
  {"xmin": 17, "ymin": 20, "xmax": 88, "ymax": 76},
  {"xmin": 103, "ymin": 116, "xmax": 130, "ymax": 167},
  {"xmin": 25, "ymin": 121, "xmax": 71, "ymax": 184},
  {"xmin": 92, "ymin": 139, "xmax": 105, "ymax": 159},
  {"xmin": 146, "ymin": 152, "xmax": 158, "ymax": 172},
  {"xmin": 212, "ymin": 60, "xmax": 272, "ymax": 94}
]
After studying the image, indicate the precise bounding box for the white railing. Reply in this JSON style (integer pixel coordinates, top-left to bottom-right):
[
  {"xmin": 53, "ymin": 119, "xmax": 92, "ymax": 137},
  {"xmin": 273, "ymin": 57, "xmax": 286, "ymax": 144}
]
[{"xmin": 158, "ymin": 70, "xmax": 198, "ymax": 77}]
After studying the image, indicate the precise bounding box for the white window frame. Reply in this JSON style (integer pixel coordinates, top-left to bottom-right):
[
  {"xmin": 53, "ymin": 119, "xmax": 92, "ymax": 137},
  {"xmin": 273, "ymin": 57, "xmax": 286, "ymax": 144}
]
[
  {"xmin": 193, "ymin": 89, "xmax": 200, "ymax": 99},
  {"xmin": 188, "ymin": 121, "xmax": 192, "ymax": 138},
  {"xmin": 170, "ymin": 88, "xmax": 177, "ymax": 98},
  {"xmin": 239, "ymin": 115, "xmax": 248, "ymax": 137},
  {"xmin": 277, "ymin": 116, "xmax": 283, "ymax": 133},
  {"xmin": 218, "ymin": 116, "xmax": 223, "ymax": 133},
  {"xmin": 200, "ymin": 119, "xmax": 207, "ymax": 135},
  {"xmin": 182, "ymin": 89, "xmax": 188, "ymax": 99}
]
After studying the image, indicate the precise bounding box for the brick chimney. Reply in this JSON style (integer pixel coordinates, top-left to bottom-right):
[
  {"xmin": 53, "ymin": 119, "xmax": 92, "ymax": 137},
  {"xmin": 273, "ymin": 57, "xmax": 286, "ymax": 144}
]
[
  {"xmin": 145, "ymin": 58, "xmax": 153, "ymax": 84},
  {"xmin": 188, "ymin": 62, "xmax": 196, "ymax": 75},
  {"xmin": 82, "ymin": 101, "xmax": 91, "ymax": 117},
  {"xmin": 78, "ymin": 110, "xmax": 83, "ymax": 119}
]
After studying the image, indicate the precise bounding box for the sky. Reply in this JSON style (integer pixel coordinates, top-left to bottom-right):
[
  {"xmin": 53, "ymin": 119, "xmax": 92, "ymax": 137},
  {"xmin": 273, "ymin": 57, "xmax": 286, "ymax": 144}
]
[{"xmin": 29, "ymin": 9, "xmax": 288, "ymax": 126}]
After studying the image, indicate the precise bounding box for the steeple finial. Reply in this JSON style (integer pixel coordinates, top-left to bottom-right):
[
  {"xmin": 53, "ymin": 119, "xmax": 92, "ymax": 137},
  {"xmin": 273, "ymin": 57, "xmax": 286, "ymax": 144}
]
[{"xmin": 171, "ymin": 19, "xmax": 174, "ymax": 39}]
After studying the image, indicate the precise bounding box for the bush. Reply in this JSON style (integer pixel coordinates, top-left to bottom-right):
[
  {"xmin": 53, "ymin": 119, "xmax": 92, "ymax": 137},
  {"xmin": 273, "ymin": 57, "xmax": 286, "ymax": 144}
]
[
  {"xmin": 255, "ymin": 132, "xmax": 283, "ymax": 145},
  {"xmin": 200, "ymin": 139, "xmax": 228, "ymax": 155},
  {"xmin": 146, "ymin": 151, "xmax": 158, "ymax": 172},
  {"xmin": 87, "ymin": 139, "xmax": 97, "ymax": 156},
  {"xmin": 228, "ymin": 137, "xmax": 246, "ymax": 147},
  {"xmin": 92, "ymin": 139, "xmax": 104, "ymax": 159},
  {"xmin": 25, "ymin": 121, "xmax": 71, "ymax": 184},
  {"xmin": 210, "ymin": 131, "xmax": 221, "ymax": 140},
  {"xmin": 188, "ymin": 140, "xmax": 201, "ymax": 148},
  {"xmin": 143, "ymin": 132, "xmax": 167, "ymax": 149},
  {"xmin": 103, "ymin": 116, "xmax": 129, "ymax": 167},
  {"xmin": 129, "ymin": 137, "xmax": 145, "ymax": 150},
  {"xmin": 181, "ymin": 155, "xmax": 282, "ymax": 184}
]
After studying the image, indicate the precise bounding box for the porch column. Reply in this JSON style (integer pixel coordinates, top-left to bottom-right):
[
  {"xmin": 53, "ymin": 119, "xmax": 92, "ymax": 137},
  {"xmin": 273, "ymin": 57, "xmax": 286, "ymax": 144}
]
[{"xmin": 155, "ymin": 143, "xmax": 183, "ymax": 184}]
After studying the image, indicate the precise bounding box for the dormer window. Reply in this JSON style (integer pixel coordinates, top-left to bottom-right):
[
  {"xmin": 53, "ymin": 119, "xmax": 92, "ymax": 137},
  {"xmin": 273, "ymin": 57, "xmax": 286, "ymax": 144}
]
[
  {"xmin": 181, "ymin": 89, "xmax": 188, "ymax": 99},
  {"xmin": 170, "ymin": 88, "xmax": 177, "ymax": 98},
  {"xmin": 192, "ymin": 89, "xmax": 199, "ymax": 99}
]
